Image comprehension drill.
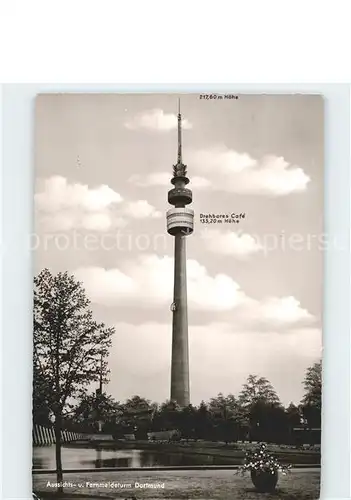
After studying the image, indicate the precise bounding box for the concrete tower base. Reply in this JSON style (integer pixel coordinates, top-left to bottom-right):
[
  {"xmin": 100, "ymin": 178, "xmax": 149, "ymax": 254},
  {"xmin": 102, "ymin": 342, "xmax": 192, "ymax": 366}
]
[{"xmin": 170, "ymin": 233, "xmax": 190, "ymax": 407}]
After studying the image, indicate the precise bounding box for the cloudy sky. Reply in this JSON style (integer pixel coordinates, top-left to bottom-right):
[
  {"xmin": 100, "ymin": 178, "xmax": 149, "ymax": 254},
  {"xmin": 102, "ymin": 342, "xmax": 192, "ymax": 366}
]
[{"xmin": 34, "ymin": 93, "xmax": 323, "ymax": 407}]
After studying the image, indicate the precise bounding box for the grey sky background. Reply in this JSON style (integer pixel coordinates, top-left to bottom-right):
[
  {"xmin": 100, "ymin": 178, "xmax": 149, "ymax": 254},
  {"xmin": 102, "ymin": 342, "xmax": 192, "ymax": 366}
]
[{"xmin": 34, "ymin": 93, "xmax": 323, "ymax": 407}]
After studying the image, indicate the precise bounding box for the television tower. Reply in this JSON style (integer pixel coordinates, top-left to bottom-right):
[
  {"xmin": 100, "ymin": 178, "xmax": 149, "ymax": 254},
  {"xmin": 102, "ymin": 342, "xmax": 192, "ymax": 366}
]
[{"xmin": 166, "ymin": 100, "xmax": 194, "ymax": 407}]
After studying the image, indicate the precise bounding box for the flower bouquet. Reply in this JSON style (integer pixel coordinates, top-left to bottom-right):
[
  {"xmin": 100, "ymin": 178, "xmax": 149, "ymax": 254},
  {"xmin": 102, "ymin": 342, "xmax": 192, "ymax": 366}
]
[{"xmin": 237, "ymin": 442, "xmax": 291, "ymax": 492}]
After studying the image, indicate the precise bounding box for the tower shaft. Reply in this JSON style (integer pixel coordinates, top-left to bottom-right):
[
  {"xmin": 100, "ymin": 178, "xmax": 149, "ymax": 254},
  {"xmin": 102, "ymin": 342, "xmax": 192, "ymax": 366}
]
[{"xmin": 170, "ymin": 234, "xmax": 190, "ymax": 406}]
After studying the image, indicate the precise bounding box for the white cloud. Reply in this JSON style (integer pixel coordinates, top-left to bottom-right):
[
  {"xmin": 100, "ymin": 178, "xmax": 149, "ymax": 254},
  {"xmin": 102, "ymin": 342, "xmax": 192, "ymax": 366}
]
[
  {"xmin": 80, "ymin": 213, "xmax": 121, "ymax": 232},
  {"xmin": 201, "ymin": 228, "xmax": 263, "ymax": 258},
  {"xmin": 74, "ymin": 254, "xmax": 315, "ymax": 328},
  {"xmin": 40, "ymin": 212, "xmax": 125, "ymax": 232},
  {"xmin": 76, "ymin": 267, "xmax": 136, "ymax": 299},
  {"xmin": 125, "ymin": 108, "xmax": 192, "ymax": 132},
  {"xmin": 259, "ymin": 296, "xmax": 313, "ymax": 325},
  {"xmin": 242, "ymin": 296, "xmax": 315, "ymax": 330},
  {"xmin": 123, "ymin": 200, "xmax": 162, "ymax": 219},
  {"xmin": 35, "ymin": 176, "xmax": 162, "ymax": 232},
  {"xmin": 189, "ymin": 147, "xmax": 310, "ymax": 195},
  {"xmin": 74, "ymin": 255, "xmax": 247, "ymax": 312},
  {"xmin": 108, "ymin": 321, "xmax": 322, "ymax": 406},
  {"xmin": 39, "ymin": 213, "xmax": 128, "ymax": 232},
  {"xmin": 35, "ymin": 176, "xmax": 123, "ymax": 213},
  {"xmin": 129, "ymin": 146, "xmax": 310, "ymax": 196}
]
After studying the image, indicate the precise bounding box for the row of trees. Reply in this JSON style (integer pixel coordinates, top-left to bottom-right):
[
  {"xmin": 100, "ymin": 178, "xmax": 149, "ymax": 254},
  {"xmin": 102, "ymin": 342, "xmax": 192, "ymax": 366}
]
[
  {"xmin": 33, "ymin": 269, "xmax": 321, "ymax": 493},
  {"xmin": 58, "ymin": 369, "xmax": 321, "ymax": 444}
]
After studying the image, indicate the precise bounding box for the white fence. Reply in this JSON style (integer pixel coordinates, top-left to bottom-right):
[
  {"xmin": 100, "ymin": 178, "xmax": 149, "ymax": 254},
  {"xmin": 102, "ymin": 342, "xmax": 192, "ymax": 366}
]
[{"xmin": 33, "ymin": 425, "xmax": 85, "ymax": 446}]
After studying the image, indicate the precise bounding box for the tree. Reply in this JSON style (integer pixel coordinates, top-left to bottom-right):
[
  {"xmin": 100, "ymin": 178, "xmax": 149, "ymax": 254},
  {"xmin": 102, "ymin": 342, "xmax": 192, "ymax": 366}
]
[
  {"xmin": 119, "ymin": 396, "xmax": 154, "ymax": 438},
  {"xmin": 178, "ymin": 405, "xmax": 198, "ymax": 441},
  {"xmin": 238, "ymin": 375, "xmax": 280, "ymax": 407},
  {"xmin": 32, "ymin": 364, "xmax": 51, "ymax": 426},
  {"xmin": 33, "ymin": 269, "xmax": 114, "ymax": 493},
  {"xmin": 238, "ymin": 375, "xmax": 281, "ymax": 441},
  {"xmin": 249, "ymin": 400, "xmax": 287, "ymax": 443},
  {"xmin": 154, "ymin": 400, "xmax": 182, "ymax": 431},
  {"xmin": 300, "ymin": 361, "xmax": 322, "ymax": 428},
  {"xmin": 301, "ymin": 361, "xmax": 322, "ymax": 408},
  {"xmin": 285, "ymin": 403, "xmax": 303, "ymax": 444},
  {"xmin": 72, "ymin": 392, "xmax": 120, "ymax": 432},
  {"xmin": 208, "ymin": 393, "xmax": 239, "ymax": 443},
  {"xmin": 286, "ymin": 403, "xmax": 302, "ymax": 428},
  {"xmin": 193, "ymin": 401, "xmax": 211, "ymax": 440}
]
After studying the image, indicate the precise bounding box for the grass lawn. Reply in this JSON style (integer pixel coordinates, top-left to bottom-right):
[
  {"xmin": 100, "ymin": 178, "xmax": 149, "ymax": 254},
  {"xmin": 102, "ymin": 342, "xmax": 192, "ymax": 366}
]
[{"xmin": 34, "ymin": 469, "xmax": 320, "ymax": 499}]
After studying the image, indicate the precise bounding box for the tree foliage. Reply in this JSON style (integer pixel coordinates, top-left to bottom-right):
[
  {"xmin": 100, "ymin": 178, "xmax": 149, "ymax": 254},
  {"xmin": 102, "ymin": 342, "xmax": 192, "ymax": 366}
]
[
  {"xmin": 286, "ymin": 403, "xmax": 302, "ymax": 428},
  {"xmin": 238, "ymin": 375, "xmax": 281, "ymax": 408},
  {"xmin": 118, "ymin": 396, "xmax": 155, "ymax": 438},
  {"xmin": 32, "ymin": 363, "xmax": 52, "ymax": 426},
  {"xmin": 301, "ymin": 361, "xmax": 322, "ymax": 409},
  {"xmin": 33, "ymin": 269, "xmax": 114, "ymax": 417},
  {"xmin": 71, "ymin": 392, "xmax": 120, "ymax": 431},
  {"xmin": 207, "ymin": 393, "xmax": 239, "ymax": 443},
  {"xmin": 300, "ymin": 360, "xmax": 322, "ymax": 427}
]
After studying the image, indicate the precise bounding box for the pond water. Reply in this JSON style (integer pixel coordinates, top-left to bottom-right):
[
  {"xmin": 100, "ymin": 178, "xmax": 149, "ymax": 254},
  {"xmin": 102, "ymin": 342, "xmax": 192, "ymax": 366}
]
[{"xmin": 33, "ymin": 445, "xmax": 240, "ymax": 469}]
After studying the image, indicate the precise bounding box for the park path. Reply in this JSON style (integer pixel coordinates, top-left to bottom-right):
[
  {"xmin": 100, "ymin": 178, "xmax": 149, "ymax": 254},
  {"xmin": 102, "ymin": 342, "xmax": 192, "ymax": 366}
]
[{"xmin": 34, "ymin": 468, "xmax": 320, "ymax": 499}]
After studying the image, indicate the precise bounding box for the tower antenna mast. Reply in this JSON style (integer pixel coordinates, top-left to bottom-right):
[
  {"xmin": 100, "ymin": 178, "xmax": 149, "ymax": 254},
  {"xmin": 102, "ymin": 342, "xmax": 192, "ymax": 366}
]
[{"xmin": 177, "ymin": 98, "xmax": 182, "ymax": 165}]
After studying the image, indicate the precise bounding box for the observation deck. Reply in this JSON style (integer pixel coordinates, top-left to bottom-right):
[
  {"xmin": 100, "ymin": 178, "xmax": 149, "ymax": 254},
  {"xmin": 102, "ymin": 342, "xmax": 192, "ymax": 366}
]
[
  {"xmin": 168, "ymin": 187, "xmax": 193, "ymax": 206},
  {"xmin": 167, "ymin": 207, "xmax": 194, "ymax": 235}
]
